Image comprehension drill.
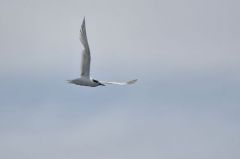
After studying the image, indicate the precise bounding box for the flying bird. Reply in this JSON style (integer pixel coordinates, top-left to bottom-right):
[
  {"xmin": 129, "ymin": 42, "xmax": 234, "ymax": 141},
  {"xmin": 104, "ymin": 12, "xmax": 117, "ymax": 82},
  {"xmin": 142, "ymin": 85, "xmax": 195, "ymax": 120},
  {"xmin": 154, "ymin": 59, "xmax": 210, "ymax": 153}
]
[{"xmin": 68, "ymin": 18, "xmax": 137, "ymax": 87}]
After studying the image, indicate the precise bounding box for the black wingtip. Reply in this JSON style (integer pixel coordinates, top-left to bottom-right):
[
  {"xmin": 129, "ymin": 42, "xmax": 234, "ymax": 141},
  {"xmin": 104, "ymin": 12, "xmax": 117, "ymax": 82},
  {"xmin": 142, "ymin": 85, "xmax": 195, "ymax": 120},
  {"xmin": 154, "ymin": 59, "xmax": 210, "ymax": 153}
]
[
  {"xmin": 81, "ymin": 17, "xmax": 86, "ymax": 31},
  {"xmin": 127, "ymin": 79, "xmax": 138, "ymax": 84},
  {"xmin": 82, "ymin": 17, "xmax": 86, "ymax": 28}
]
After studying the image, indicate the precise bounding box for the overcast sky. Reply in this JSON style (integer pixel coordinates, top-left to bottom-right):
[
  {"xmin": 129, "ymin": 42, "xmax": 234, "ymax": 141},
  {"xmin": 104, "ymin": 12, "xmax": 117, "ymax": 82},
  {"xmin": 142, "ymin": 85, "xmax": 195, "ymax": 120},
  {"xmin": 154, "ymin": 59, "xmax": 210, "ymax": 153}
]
[{"xmin": 0, "ymin": 0, "xmax": 240, "ymax": 159}]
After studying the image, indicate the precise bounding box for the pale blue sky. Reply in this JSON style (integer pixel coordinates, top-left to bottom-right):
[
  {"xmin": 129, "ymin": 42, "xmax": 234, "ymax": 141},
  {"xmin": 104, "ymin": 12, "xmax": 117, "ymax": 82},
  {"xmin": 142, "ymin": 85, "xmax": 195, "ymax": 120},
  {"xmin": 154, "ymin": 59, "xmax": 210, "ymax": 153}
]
[{"xmin": 0, "ymin": 0, "xmax": 240, "ymax": 159}]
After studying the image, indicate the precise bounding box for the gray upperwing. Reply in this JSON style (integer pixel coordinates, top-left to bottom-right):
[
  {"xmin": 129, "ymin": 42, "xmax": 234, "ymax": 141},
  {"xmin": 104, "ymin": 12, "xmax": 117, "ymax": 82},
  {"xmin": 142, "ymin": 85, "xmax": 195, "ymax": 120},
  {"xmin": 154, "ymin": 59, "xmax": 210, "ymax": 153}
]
[{"xmin": 80, "ymin": 17, "xmax": 91, "ymax": 78}]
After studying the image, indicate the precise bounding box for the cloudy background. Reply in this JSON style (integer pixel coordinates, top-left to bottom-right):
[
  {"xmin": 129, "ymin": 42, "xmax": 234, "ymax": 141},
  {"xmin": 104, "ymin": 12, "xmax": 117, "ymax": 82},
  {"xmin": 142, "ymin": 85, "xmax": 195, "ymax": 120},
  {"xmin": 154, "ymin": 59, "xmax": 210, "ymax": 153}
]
[{"xmin": 0, "ymin": 0, "xmax": 240, "ymax": 158}]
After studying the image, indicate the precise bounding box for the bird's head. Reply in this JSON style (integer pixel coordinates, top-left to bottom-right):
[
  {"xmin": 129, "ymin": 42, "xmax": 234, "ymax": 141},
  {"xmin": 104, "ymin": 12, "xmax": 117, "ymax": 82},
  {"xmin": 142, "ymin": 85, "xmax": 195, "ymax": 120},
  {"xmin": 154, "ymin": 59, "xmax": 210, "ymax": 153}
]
[{"xmin": 92, "ymin": 79, "xmax": 105, "ymax": 86}]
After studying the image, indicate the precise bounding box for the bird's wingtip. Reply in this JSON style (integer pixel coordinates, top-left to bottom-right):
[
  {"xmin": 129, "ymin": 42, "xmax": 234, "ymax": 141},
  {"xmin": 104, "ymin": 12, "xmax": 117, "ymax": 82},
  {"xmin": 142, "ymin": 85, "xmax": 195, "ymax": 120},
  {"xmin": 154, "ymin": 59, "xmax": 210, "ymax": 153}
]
[{"xmin": 127, "ymin": 79, "xmax": 138, "ymax": 84}]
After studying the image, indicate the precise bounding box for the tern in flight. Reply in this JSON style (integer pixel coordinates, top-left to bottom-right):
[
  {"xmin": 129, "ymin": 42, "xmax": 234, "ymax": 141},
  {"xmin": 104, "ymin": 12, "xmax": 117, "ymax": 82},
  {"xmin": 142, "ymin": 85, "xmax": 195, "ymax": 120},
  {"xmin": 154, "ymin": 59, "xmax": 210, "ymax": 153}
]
[{"xmin": 68, "ymin": 18, "xmax": 137, "ymax": 87}]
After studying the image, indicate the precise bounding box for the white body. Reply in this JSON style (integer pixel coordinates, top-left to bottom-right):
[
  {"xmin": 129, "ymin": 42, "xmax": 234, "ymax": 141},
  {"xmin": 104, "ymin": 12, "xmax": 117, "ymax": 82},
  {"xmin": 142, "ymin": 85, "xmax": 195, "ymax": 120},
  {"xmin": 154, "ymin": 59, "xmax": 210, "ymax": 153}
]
[
  {"xmin": 68, "ymin": 78, "xmax": 102, "ymax": 87},
  {"xmin": 68, "ymin": 18, "xmax": 137, "ymax": 87}
]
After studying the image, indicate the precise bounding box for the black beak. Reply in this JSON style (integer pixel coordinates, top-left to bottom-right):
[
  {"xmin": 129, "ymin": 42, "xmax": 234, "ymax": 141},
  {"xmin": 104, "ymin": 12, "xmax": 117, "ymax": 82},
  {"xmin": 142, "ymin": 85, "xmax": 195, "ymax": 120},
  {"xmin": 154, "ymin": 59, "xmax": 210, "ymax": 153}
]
[{"xmin": 100, "ymin": 83, "xmax": 105, "ymax": 86}]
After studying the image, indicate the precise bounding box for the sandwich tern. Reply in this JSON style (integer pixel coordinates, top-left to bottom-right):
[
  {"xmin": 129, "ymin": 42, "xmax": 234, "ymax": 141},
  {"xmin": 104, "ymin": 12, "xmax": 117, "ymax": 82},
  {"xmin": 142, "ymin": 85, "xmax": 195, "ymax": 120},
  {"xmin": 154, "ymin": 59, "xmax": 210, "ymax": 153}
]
[{"xmin": 68, "ymin": 18, "xmax": 137, "ymax": 87}]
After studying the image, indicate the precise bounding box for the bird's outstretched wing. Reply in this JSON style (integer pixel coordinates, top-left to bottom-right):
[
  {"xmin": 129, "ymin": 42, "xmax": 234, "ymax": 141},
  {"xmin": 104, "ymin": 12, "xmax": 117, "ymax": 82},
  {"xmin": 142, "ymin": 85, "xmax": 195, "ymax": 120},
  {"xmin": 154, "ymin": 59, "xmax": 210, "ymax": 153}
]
[
  {"xmin": 80, "ymin": 17, "xmax": 91, "ymax": 78},
  {"xmin": 100, "ymin": 79, "xmax": 138, "ymax": 85}
]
